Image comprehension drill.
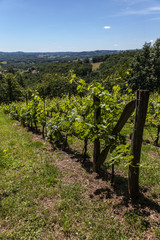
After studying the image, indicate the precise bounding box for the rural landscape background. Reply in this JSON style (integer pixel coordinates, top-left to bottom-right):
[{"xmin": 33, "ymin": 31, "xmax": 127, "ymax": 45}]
[
  {"xmin": 0, "ymin": 0, "xmax": 160, "ymax": 239},
  {"xmin": 0, "ymin": 40, "xmax": 160, "ymax": 239}
]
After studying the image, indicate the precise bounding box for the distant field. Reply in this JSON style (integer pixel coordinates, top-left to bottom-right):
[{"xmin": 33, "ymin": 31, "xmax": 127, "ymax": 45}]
[
  {"xmin": 92, "ymin": 62, "xmax": 103, "ymax": 71},
  {"xmin": 0, "ymin": 61, "xmax": 7, "ymax": 65}
]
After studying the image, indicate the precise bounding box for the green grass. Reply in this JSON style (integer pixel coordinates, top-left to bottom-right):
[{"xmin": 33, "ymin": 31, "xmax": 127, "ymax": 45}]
[
  {"xmin": 0, "ymin": 112, "xmax": 159, "ymax": 239},
  {"xmin": 0, "ymin": 112, "xmax": 61, "ymax": 239},
  {"xmin": 117, "ymin": 122, "xmax": 160, "ymax": 198},
  {"xmin": 68, "ymin": 121, "xmax": 160, "ymax": 198}
]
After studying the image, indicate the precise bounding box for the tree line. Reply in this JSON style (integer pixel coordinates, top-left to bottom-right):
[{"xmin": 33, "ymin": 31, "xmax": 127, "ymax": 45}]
[{"xmin": 0, "ymin": 38, "xmax": 160, "ymax": 103}]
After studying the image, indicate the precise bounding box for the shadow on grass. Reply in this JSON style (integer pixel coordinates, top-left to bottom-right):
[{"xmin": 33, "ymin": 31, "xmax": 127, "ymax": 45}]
[
  {"xmin": 20, "ymin": 126, "xmax": 160, "ymax": 215},
  {"xmin": 27, "ymin": 126, "xmax": 41, "ymax": 135},
  {"xmin": 61, "ymin": 147, "xmax": 94, "ymax": 174},
  {"xmin": 56, "ymin": 144, "xmax": 160, "ymax": 214},
  {"xmin": 95, "ymin": 171, "xmax": 160, "ymax": 214}
]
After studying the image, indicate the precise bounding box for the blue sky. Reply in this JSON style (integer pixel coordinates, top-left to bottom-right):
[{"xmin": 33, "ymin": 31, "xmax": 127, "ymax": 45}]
[{"xmin": 0, "ymin": 0, "xmax": 160, "ymax": 52}]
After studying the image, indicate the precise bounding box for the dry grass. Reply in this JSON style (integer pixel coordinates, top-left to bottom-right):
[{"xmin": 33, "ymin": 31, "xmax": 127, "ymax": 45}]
[
  {"xmin": 92, "ymin": 62, "xmax": 103, "ymax": 71},
  {"xmin": 0, "ymin": 61, "xmax": 7, "ymax": 65}
]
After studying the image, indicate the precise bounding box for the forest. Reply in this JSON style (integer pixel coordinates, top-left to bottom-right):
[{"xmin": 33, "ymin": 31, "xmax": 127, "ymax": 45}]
[
  {"xmin": 0, "ymin": 39, "xmax": 160, "ymax": 239},
  {"xmin": 0, "ymin": 48, "xmax": 139, "ymax": 102},
  {"xmin": 0, "ymin": 50, "xmax": 120, "ymax": 68}
]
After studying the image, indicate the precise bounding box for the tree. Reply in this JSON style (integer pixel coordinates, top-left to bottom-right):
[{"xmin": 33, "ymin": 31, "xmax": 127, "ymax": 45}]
[
  {"xmin": 72, "ymin": 62, "xmax": 92, "ymax": 77},
  {"xmin": 37, "ymin": 73, "xmax": 73, "ymax": 99},
  {"xmin": 128, "ymin": 42, "xmax": 157, "ymax": 92},
  {"xmin": 4, "ymin": 73, "xmax": 23, "ymax": 102},
  {"xmin": 0, "ymin": 74, "xmax": 8, "ymax": 102},
  {"xmin": 152, "ymin": 38, "xmax": 160, "ymax": 89},
  {"xmin": 83, "ymin": 57, "xmax": 90, "ymax": 63},
  {"xmin": 128, "ymin": 39, "xmax": 160, "ymax": 91},
  {"xmin": 15, "ymin": 72, "xmax": 25, "ymax": 88}
]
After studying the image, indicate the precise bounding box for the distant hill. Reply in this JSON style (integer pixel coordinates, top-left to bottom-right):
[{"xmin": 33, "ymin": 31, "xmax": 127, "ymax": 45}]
[
  {"xmin": 36, "ymin": 50, "xmax": 123, "ymax": 58},
  {"xmin": 0, "ymin": 50, "xmax": 131, "ymax": 68}
]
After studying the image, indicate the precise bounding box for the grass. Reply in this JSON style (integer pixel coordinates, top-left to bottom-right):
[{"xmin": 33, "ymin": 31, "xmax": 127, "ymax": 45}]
[
  {"xmin": 0, "ymin": 112, "xmax": 61, "ymax": 239},
  {"xmin": 68, "ymin": 121, "xmax": 160, "ymax": 198},
  {"xmin": 0, "ymin": 111, "xmax": 159, "ymax": 239},
  {"xmin": 92, "ymin": 62, "xmax": 103, "ymax": 71},
  {"xmin": 118, "ymin": 122, "xmax": 160, "ymax": 198},
  {"xmin": 0, "ymin": 61, "xmax": 7, "ymax": 65}
]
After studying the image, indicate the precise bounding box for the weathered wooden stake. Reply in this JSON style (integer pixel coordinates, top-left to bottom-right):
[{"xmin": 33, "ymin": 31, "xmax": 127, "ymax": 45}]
[
  {"xmin": 93, "ymin": 95, "xmax": 101, "ymax": 171},
  {"xmin": 83, "ymin": 137, "xmax": 88, "ymax": 161},
  {"xmin": 96, "ymin": 99, "xmax": 136, "ymax": 170},
  {"xmin": 128, "ymin": 90, "xmax": 149, "ymax": 199},
  {"xmin": 42, "ymin": 98, "xmax": 46, "ymax": 138},
  {"xmin": 154, "ymin": 124, "xmax": 160, "ymax": 146}
]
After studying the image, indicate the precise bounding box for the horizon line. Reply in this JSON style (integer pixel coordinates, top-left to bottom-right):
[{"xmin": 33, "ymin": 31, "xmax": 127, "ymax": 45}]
[{"xmin": 0, "ymin": 49, "xmax": 139, "ymax": 54}]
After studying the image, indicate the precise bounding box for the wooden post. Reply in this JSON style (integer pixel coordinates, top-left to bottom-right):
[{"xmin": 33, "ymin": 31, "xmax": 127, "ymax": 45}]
[
  {"xmin": 83, "ymin": 137, "xmax": 88, "ymax": 162},
  {"xmin": 93, "ymin": 95, "xmax": 101, "ymax": 171},
  {"xmin": 96, "ymin": 99, "xmax": 136, "ymax": 170},
  {"xmin": 128, "ymin": 90, "xmax": 149, "ymax": 199},
  {"xmin": 42, "ymin": 98, "xmax": 46, "ymax": 138},
  {"xmin": 154, "ymin": 124, "xmax": 160, "ymax": 146}
]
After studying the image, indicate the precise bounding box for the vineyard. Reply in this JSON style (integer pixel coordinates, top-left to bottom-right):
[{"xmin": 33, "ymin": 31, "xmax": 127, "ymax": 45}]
[
  {"xmin": 1, "ymin": 79, "xmax": 160, "ymax": 191},
  {"xmin": 0, "ymin": 0, "xmax": 160, "ymax": 234},
  {"xmin": 2, "ymin": 81, "xmax": 135, "ymax": 171},
  {"xmin": 0, "ymin": 78, "xmax": 160, "ymax": 239}
]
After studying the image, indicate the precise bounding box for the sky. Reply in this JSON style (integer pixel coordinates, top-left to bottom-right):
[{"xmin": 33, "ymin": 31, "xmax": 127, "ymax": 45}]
[{"xmin": 0, "ymin": 0, "xmax": 160, "ymax": 52}]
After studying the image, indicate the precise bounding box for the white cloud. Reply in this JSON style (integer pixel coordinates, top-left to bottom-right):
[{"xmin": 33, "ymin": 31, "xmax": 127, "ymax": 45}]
[
  {"xmin": 113, "ymin": 0, "xmax": 149, "ymax": 4},
  {"xmin": 150, "ymin": 6, "xmax": 160, "ymax": 11},
  {"xmin": 114, "ymin": 44, "xmax": 119, "ymax": 47},
  {"xmin": 104, "ymin": 26, "xmax": 111, "ymax": 29},
  {"xmin": 120, "ymin": 6, "xmax": 160, "ymax": 15},
  {"xmin": 149, "ymin": 16, "xmax": 160, "ymax": 21},
  {"xmin": 150, "ymin": 40, "xmax": 154, "ymax": 43}
]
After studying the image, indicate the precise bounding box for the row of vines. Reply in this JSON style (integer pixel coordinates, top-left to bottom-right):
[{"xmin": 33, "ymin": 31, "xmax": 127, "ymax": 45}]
[
  {"xmin": 2, "ymin": 81, "xmax": 134, "ymax": 161},
  {"xmin": 1, "ymin": 79, "xmax": 160, "ymax": 198}
]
